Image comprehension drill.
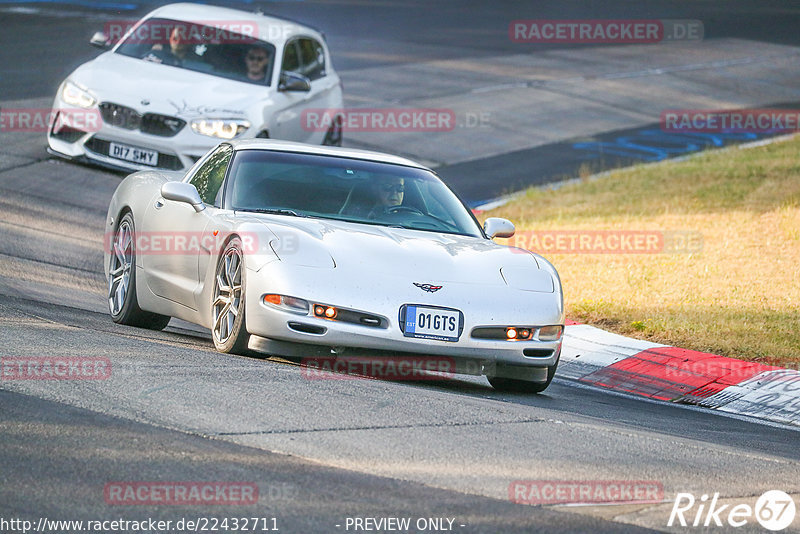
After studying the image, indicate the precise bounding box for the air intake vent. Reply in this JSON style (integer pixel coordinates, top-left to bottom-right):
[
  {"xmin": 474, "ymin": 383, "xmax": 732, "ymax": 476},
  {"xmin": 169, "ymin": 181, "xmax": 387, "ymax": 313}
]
[
  {"xmin": 288, "ymin": 322, "xmax": 326, "ymax": 335},
  {"xmin": 99, "ymin": 102, "xmax": 185, "ymax": 137},
  {"xmin": 140, "ymin": 113, "xmax": 185, "ymax": 137},
  {"xmin": 523, "ymin": 349, "xmax": 554, "ymax": 358},
  {"xmin": 99, "ymin": 102, "xmax": 140, "ymax": 130}
]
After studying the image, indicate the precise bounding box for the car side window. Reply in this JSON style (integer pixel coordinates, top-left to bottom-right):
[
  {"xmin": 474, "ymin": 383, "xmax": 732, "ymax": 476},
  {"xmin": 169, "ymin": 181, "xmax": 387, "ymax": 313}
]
[
  {"xmin": 282, "ymin": 38, "xmax": 326, "ymax": 81},
  {"xmin": 281, "ymin": 41, "xmax": 300, "ymax": 75},
  {"xmin": 188, "ymin": 144, "xmax": 233, "ymax": 206},
  {"xmin": 297, "ymin": 38, "xmax": 326, "ymax": 80}
]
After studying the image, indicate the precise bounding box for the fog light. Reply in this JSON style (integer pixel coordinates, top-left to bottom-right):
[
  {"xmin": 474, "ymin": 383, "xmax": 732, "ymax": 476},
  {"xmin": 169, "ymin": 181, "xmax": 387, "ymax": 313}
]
[
  {"xmin": 314, "ymin": 305, "xmax": 338, "ymax": 319},
  {"xmin": 505, "ymin": 327, "xmax": 533, "ymax": 340}
]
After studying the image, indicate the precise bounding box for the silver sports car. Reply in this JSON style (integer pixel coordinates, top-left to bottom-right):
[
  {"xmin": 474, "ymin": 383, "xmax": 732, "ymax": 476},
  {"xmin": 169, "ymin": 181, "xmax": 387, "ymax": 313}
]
[{"xmin": 104, "ymin": 140, "xmax": 564, "ymax": 392}]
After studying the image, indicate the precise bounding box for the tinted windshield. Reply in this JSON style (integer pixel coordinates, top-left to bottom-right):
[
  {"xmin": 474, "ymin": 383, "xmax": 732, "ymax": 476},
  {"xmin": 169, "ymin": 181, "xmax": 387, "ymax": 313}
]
[
  {"xmin": 227, "ymin": 150, "xmax": 483, "ymax": 237},
  {"xmin": 115, "ymin": 18, "xmax": 276, "ymax": 86}
]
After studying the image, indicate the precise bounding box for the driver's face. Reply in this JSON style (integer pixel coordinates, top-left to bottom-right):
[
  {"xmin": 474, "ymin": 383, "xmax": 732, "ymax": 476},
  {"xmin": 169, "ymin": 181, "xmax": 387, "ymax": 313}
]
[{"xmin": 375, "ymin": 178, "xmax": 404, "ymax": 207}]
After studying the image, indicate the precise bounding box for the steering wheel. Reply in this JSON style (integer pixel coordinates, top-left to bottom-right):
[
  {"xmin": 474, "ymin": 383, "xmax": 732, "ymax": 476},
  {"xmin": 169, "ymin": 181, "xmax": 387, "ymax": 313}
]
[
  {"xmin": 385, "ymin": 205, "xmax": 424, "ymax": 216},
  {"xmin": 142, "ymin": 48, "xmax": 180, "ymax": 66}
]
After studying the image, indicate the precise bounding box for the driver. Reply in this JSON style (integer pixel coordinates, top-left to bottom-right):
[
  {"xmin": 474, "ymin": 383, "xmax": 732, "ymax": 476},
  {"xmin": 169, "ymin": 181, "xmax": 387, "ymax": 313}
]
[
  {"xmin": 143, "ymin": 25, "xmax": 204, "ymax": 68},
  {"xmin": 368, "ymin": 177, "xmax": 404, "ymax": 218}
]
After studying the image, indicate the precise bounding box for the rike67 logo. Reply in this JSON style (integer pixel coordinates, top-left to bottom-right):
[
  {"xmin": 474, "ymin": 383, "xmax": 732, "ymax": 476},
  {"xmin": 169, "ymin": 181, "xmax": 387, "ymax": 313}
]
[{"xmin": 669, "ymin": 490, "xmax": 796, "ymax": 531}]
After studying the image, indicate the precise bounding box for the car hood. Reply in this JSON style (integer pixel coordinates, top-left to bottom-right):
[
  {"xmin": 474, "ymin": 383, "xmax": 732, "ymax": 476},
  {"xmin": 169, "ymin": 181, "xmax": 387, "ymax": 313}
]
[
  {"xmin": 247, "ymin": 216, "xmax": 555, "ymax": 291},
  {"xmin": 69, "ymin": 52, "xmax": 264, "ymax": 119}
]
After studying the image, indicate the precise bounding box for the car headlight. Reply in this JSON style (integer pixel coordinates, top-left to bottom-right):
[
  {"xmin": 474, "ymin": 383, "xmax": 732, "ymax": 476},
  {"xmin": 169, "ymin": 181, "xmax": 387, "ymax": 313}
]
[
  {"xmin": 61, "ymin": 81, "xmax": 96, "ymax": 108},
  {"xmin": 191, "ymin": 119, "xmax": 250, "ymax": 139},
  {"xmin": 262, "ymin": 294, "xmax": 309, "ymax": 314},
  {"xmin": 537, "ymin": 325, "xmax": 563, "ymax": 341}
]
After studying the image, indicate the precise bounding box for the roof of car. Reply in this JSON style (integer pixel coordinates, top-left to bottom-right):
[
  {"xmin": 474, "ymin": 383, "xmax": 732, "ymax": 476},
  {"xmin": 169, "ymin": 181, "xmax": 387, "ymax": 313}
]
[
  {"xmin": 144, "ymin": 3, "xmax": 323, "ymax": 44},
  {"xmin": 230, "ymin": 139, "xmax": 432, "ymax": 170}
]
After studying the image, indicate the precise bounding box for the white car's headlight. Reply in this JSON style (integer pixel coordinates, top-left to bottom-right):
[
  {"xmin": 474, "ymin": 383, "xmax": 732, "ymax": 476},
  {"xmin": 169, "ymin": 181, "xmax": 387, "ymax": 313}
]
[
  {"xmin": 191, "ymin": 119, "xmax": 250, "ymax": 139},
  {"xmin": 537, "ymin": 325, "xmax": 564, "ymax": 341},
  {"xmin": 61, "ymin": 81, "xmax": 96, "ymax": 108}
]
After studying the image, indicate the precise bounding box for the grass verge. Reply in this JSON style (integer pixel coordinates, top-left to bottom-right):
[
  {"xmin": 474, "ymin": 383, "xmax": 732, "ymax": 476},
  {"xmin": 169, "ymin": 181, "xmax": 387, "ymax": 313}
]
[{"xmin": 484, "ymin": 136, "xmax": 800, "ymax": 365}]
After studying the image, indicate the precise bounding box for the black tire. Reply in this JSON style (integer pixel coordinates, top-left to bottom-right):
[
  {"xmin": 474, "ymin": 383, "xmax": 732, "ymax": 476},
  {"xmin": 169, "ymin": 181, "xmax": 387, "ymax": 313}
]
[
  {"xmin": 211, "ymin": 238, "xmax": 250, "ymax": 354},
  {"xmin": 107, "ymin": 212, "xmax": 171, "ymax": 330},
  {"xmin": 488, "ymin": 360, "xmax": 558, "ymax": 393},
  {"xmin": 322, "ymin": 115, "xmax": 343, "ymax": 146}
]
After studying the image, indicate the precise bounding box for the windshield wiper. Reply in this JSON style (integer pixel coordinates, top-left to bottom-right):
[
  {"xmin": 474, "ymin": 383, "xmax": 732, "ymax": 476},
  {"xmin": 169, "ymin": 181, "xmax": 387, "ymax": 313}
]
[{"xmin": 239, "ymin": 208, "xmax": 306, "ymax": 217}]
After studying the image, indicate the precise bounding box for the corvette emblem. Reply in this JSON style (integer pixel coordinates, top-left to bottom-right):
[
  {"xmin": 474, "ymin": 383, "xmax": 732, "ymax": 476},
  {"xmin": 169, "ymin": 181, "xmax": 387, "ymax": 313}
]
[{"xmin": 414, "ymin": 283, "xmax": 442, "ymax": 293}]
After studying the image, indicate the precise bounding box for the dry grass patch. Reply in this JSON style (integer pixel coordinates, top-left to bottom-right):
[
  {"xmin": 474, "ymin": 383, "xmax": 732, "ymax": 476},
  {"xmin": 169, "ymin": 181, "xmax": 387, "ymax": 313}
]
[{"xmin": 486, "ymin": 137, "xmax": 800, "ymax": 365}]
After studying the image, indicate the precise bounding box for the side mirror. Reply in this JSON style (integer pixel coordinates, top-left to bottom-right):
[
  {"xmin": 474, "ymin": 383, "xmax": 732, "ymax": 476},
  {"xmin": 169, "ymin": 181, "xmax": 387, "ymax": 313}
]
[
  {"xmin": 90, "ymin": 31, "xmax": 112, "ymax": 49},
  {"xmin": 278, "ymin": 72, "xmax": 311, "ymax": 92},
  {"xmin": 484, "ymin": 217, "xmax": 515, "ymax": 239},
  {"xmin": 161, "ymin": 182, "xmax": 205, "ymax": 212}
]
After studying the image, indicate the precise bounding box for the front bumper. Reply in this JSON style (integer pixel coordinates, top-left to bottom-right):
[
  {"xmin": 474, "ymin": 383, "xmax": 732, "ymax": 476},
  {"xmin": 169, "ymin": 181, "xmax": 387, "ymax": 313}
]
[
  {"xmin": 47, "ymin": 97, "xmax": 222, "ymax": 172},
  {"xmin": 244, "ymin": 266, "xmax": 564, "ymax": 377}
]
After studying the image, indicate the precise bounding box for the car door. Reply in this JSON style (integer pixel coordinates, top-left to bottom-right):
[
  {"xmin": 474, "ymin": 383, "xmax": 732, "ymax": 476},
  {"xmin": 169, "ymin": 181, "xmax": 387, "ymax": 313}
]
[
  {"xmin": 140, "ymin": 144, "xmax": 233, "ymax": 310},
  {"xmin": 271, "ymin": 37, "xmax": 340, "ymax": 143}
]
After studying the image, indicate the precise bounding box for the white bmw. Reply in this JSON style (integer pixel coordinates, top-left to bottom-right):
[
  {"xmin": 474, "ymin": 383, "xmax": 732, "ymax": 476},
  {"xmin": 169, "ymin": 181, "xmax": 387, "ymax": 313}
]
[
  {"xmin": 104, "ymin": 140, "xmax": 565, "ymax": 392},
  {"xmin": 48, "ymin": 3, "xmax": 343, "ymax": 172}
]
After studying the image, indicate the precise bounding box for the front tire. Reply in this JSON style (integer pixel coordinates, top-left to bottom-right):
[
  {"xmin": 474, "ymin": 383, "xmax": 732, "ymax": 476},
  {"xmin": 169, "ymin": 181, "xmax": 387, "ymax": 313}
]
[
  {"xmin": 488, "ymin": 360, "xmax": 558, "ymax": 393},
  {"xmin": 212, "ymin": 238, "xmax": 249, "ymax": 354},
  {"xmin": 107, "ymin": 212, "xmax": 171, "ymax": 330}
]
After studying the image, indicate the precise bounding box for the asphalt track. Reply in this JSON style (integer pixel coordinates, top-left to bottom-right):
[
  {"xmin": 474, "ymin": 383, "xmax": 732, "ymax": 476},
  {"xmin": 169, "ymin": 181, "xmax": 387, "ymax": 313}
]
[{"xmin": 1, "ymin": 2, "xmax": 800, "ymax": 533}]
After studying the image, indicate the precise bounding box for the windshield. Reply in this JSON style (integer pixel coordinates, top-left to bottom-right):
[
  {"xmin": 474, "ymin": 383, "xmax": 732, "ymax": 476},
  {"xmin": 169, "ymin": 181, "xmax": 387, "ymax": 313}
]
[
  {"xmin": 115, "ymin": 18, "xmax": 276, "ymax": 86},
  {"xmin": 226, "ymin": 150, "xmax": 483, "ymax": 237}
]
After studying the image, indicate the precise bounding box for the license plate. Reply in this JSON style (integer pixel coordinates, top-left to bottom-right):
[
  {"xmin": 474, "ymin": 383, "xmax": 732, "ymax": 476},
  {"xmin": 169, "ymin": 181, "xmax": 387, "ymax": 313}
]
[
  {"xmin": 400, "ymin": 304, "xmax": 463, "ymax": 342},
  {"xmin": 109, "ymin": 142, "xmax": 158, "ymax": 166}
]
